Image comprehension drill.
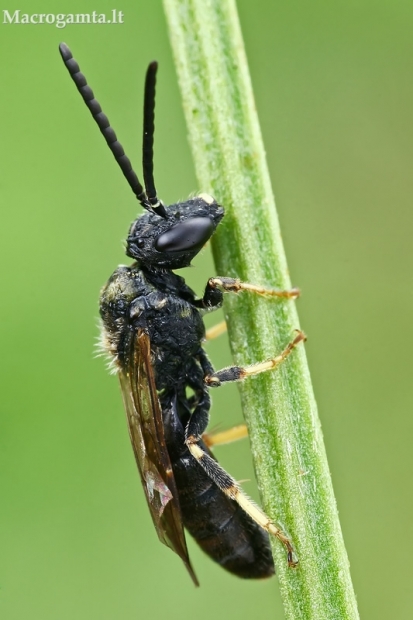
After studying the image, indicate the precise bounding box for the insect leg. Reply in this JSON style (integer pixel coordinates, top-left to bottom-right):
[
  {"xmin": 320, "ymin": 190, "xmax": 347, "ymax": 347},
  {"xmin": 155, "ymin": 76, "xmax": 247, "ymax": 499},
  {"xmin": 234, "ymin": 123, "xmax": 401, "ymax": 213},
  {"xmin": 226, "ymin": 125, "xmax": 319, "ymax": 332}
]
[
  {"xmin": 205, "ymin": 320, "xmax": 227, "ymax": 340},
  {"xmin": 185, "ymin": 355, "xmax": 297, "ymax": 565},
  {"xmin": 206, "ymin": 277, "xmax": 300, "ymax": 299},
  {"xmin": 185, "ymin": 382, "xmax": 212, "ymax": 440},
  {"xmin": 203, "ymin": 423, "xmax": 248, "ymax": 447},
  {"xmin": 187, "ymin": 358, "xmax": 248, "ymax": 445},
  {"xmin": 185, "ymin": 435, "xmax": 296, "ymax": 566},
  {"xmin": 205, "ymin": 330, "xmax": 306, "ymax": 387}
]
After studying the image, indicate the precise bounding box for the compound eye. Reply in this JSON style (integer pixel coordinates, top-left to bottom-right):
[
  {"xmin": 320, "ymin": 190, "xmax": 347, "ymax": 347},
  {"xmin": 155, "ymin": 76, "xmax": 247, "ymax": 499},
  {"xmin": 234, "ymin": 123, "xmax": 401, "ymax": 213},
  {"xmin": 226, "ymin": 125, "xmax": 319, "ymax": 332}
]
[{"xmin": 155, "ymin": 217, "xmax": 214, "ymax": 253}]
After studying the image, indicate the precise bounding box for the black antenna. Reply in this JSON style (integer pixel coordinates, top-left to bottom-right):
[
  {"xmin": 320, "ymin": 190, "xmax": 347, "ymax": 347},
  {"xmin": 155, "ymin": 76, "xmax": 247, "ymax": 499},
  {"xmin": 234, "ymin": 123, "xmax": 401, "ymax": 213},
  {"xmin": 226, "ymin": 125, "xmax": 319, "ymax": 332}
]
[
  {"xmin": 143, "ymin": 62, "xmax": 158, "ymax": 204},
  {"xmin": 142, "ymin": 61, "xmax": 167, "ymax": 218},
  {"xmin": 59, "ymin": 43, "xmax": 166, "ymax": 216}
]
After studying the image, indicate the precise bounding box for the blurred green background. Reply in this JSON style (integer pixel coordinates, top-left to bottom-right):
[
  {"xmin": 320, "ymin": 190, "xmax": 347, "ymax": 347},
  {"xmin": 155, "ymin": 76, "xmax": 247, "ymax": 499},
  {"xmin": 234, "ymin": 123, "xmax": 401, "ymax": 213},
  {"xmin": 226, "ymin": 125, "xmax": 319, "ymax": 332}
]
[{"xmin": 1, "ymin": 1, "xmax": 412, "ymax": 618}]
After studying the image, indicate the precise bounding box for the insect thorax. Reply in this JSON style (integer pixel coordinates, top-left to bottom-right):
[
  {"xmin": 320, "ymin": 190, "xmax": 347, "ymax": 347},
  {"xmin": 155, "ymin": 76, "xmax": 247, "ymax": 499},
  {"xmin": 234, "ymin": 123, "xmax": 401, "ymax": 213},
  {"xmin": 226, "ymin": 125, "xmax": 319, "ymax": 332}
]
[{"xmin": 99, "ymin": 263, "xmax": 206, "ymax": 385}]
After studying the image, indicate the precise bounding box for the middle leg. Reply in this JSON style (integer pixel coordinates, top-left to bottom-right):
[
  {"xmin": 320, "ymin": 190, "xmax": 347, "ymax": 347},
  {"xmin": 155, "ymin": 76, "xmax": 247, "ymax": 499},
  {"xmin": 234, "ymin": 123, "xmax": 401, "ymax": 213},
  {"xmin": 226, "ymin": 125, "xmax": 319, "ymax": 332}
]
[{"xmin": 205, "ymin": 330, "xmax": 306, "ymax": 387}]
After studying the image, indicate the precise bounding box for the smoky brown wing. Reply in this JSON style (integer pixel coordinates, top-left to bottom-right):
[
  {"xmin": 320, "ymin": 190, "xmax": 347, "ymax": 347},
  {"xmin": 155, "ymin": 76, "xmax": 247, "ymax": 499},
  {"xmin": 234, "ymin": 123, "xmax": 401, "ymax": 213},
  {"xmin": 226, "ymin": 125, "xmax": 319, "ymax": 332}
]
[{"xmin": 118, "ymin": 328, "xmax": 198, "ymax": 586}]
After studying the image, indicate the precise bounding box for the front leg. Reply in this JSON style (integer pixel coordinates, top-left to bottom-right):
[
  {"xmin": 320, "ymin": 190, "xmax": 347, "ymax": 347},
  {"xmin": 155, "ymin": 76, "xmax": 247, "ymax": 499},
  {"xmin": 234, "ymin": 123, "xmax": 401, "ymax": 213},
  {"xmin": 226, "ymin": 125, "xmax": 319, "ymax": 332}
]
[
  {"xmin": 193, "ymin": 282, "xmax": 223, "ymax": 310},
  {"xmin": 194, "ymin": 275, "xmax": 299, "ymax": 311},
  {"xmin": 208, "ymin": 276, "xmax": 300, "ymax": 299}
]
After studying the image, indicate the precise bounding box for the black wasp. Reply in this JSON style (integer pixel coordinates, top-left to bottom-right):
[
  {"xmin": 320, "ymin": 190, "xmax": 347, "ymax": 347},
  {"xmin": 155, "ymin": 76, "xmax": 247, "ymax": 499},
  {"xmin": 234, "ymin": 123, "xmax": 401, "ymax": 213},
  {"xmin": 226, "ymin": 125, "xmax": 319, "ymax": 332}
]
[{"xmin": 59, "ymin": 43, "xmax": 305, "ymax": 585}]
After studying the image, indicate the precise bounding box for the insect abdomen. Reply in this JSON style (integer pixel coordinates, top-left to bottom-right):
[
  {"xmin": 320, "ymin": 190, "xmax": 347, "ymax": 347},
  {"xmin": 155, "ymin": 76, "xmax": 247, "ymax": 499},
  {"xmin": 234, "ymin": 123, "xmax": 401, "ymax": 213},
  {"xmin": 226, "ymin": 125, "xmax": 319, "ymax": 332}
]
[{"xmin": 171, "ymin": 449, "xmax": 275, "ymax": 579}]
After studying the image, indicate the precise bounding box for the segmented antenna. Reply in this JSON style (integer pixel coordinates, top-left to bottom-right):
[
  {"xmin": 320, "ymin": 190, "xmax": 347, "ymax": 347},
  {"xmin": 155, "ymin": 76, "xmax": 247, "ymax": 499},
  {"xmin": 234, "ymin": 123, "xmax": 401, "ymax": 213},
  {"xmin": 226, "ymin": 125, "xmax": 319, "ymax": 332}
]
[
  {"xmin": 59, "ymin": 43, "xmax": 166, "ymax": 217},
  {"xmin": 143, "ymin": 62, "xmax": 158, "ymax": 205},
  {"xmin": 142, "ymin": 61, "xmax": 167, "ymax": 218}
]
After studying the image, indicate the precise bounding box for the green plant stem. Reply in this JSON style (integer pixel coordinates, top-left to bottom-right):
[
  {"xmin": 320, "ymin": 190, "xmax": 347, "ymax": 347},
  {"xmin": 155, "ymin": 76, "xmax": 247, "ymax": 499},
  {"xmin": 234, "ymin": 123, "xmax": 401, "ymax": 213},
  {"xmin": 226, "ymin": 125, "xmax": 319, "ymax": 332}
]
[{"xmin": 163, "ymin": 1, "xmax": 360, "ymax": 618}]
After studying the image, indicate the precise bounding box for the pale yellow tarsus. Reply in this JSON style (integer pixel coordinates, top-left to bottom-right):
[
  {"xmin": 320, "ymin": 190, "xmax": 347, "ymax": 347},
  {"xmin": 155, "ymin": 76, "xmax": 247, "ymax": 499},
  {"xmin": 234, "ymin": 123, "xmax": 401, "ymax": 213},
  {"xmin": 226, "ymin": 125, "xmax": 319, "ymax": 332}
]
[
  {"xmin": 205, "ymin": 320, "xmax": 227, "ymax": 340},
  {"xmin": 187, "ymin": 442, "xmax": 296, "ymax": 565},
  {"xmin": 203, "ymin": 423, "xmax": 248, "ymax": 447},
  {"xmin": 240, "ymin": 331, "xmax": 306, "ymax": 379}
]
